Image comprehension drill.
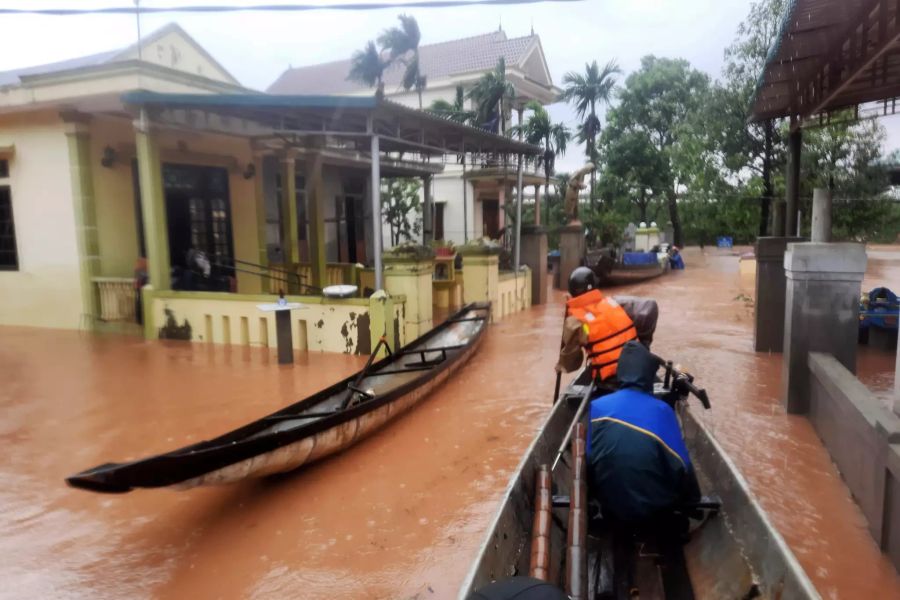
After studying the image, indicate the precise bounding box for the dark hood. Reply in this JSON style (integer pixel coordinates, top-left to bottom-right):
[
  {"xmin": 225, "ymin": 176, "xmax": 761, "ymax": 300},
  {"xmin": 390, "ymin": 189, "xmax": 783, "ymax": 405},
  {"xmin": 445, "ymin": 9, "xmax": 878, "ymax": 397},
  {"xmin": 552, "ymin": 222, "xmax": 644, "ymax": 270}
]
[{"xmin": 617, "ymin": 340, "xmax": 659, "ymax": 393}]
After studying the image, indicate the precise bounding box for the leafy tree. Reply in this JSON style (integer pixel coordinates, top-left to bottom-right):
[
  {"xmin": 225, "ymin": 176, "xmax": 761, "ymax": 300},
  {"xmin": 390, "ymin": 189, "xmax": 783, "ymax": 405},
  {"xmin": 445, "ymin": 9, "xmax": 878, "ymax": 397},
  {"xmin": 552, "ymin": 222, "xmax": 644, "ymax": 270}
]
[
  {"xmin": 429, "ymin": 85, "xmax": 475, "ymax": 124},
  {"xmin": 559, "ymin": 59, "xmax": 621, "ymax": 208},
  {"xmin": 512, "ymin": 100, "xmax": 570, "ymax": 224},
  {"xmin": 605, "ymin": 56, "xmax": 710, "ymax": 246},
  {"xmin": 382, "ymin": 178, "xmax": 422, "ymax": 246},
  {"xmin": 468, "ymin": 57, "xmax": 516, "ymax": 135},
  {"xmin": 597, "ymin": 127, "xmax": 668, "ymax": 223},
  {"xmin": 378, "ymin": 15, "xmax": 427, "ymax": 108},
  {"xmin": 721, "ymin": 0, "xmax": 788, "ymax": 236},
  {"xmin": 348, "ymin": 41, "xmax": 388, "ymax": 96},
  {"xmin": 801, "ymin": 118, "xmax": 897, "ymax": 241}
]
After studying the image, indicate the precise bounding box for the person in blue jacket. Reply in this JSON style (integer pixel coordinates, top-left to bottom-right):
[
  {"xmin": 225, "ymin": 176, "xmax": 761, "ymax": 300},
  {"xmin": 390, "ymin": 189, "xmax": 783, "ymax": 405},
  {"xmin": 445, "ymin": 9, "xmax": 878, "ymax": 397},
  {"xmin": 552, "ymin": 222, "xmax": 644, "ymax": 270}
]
[{"xmin": 588, "ymin": 340, "xmax": 700, "ymax": 523}]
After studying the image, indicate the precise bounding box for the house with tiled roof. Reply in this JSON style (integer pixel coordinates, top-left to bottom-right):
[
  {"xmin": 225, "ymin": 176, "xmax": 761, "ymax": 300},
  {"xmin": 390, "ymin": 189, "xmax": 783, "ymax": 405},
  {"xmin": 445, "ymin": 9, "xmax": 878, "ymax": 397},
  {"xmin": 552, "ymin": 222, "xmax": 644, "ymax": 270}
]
[
  {"xmin": 268, "ymin": 30, "xmax": 558, "ymax": 247},
  {"xmin": 0, "ymin": 22, "xmax": 539, "ymax": 350}
]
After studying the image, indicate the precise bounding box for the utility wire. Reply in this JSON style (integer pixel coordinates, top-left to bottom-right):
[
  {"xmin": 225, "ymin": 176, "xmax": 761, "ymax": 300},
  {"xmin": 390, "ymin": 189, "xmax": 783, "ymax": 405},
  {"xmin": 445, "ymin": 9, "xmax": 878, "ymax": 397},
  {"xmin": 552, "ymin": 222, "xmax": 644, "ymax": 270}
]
[{"xmin": 0, "ymin": 0, "xmax": 584, "ymax": 15}]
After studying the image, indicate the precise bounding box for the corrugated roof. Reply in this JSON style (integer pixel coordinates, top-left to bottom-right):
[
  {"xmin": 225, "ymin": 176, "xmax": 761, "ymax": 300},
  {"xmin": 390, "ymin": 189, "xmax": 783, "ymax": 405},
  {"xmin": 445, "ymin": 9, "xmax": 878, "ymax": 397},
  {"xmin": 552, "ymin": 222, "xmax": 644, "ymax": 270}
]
[{"xmin": 267, "ymin": 30, "xmax": 539, "ymax": 95}]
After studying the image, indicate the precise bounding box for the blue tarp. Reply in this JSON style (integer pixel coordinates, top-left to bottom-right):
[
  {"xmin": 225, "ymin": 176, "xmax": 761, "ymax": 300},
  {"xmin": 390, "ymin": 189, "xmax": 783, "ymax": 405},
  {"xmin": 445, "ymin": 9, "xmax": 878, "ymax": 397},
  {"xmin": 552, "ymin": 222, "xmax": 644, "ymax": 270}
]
[
  {"xmin": 670, "ymin": 253, "xmax": 685, "ymax": 270},
  {"xmin": 716, "ymin": 236, "xmax": 733, "ymax": 248},
  {"xmin": 622, "ymin": 252, "xmax": 658, "ymax": 266},
  {"xmin": 860, "ymin": 287, "xmax": 899, "ymax": 331}
]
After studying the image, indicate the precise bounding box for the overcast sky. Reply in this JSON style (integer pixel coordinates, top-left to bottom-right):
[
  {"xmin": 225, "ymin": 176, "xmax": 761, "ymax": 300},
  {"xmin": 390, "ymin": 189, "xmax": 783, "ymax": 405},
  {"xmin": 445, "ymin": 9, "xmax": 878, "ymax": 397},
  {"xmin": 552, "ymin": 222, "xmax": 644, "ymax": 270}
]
[{"xmin": 2, "ymin": 0, "xmax": 900, "ymax": 171}]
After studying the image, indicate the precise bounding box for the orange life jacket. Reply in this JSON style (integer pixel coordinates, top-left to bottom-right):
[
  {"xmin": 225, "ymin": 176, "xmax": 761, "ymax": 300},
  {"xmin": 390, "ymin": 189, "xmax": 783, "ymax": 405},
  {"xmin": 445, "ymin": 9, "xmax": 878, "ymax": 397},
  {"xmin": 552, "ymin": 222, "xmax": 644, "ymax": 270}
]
[{"xmin": 566, "ymin": 289, "xmax": 637, "ymax": 381}]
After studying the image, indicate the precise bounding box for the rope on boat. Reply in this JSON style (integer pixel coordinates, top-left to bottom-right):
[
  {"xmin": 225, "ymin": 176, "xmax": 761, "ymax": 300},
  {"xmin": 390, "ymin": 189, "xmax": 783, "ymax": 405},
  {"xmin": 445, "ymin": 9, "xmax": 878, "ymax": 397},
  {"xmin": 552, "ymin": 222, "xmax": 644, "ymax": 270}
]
[
  {"xmin": 529, "ymin": 465, "xmax": 552, "ymax": 581},
  {"xmin": 566, "ymin": 423, "xmax": 588, "ymax": 600}
]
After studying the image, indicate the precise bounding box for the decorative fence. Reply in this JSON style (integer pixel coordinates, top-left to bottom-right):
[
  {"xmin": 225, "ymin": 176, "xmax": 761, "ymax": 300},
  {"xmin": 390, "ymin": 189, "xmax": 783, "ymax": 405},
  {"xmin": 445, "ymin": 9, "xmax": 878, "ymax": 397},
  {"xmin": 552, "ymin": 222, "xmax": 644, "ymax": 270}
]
[{"xmin": 93, "ymin": 277, "xmax": 136, "ymax": 322}]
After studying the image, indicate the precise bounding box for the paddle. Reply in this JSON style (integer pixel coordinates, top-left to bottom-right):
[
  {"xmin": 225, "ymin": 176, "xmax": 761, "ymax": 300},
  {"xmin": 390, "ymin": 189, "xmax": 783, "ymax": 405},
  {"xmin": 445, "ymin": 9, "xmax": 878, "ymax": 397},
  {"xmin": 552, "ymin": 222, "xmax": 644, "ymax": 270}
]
[{"xmin": 553, "ymin": 301, "xmax": 569, "ymax": 404}]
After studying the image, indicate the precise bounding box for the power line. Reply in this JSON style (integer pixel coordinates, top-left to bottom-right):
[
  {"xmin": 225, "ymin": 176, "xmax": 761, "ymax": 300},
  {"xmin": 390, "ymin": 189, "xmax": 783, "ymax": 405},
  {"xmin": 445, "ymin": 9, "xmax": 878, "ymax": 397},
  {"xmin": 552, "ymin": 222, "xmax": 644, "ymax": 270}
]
[{"xmin": 0, "ymin": 0, "xmax": 584, "ymax": 16}]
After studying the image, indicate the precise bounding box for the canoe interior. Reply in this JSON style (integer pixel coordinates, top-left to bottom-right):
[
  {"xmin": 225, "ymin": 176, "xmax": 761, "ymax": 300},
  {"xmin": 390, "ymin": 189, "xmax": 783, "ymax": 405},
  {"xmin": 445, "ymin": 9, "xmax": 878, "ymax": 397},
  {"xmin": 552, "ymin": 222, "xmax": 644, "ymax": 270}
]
[
  {"xmin": 458, "ymin": 369, "xmax": 820, "ymax": 599},
  {"xmin": 67, "ymin": 302, "xmax": 491, "ymax": 493}
]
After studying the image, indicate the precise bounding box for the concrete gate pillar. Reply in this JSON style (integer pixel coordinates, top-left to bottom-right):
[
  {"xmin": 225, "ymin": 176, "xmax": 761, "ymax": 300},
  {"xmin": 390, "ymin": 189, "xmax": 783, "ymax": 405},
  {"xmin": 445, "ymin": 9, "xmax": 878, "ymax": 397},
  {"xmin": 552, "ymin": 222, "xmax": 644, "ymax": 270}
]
[
  {"xmin": 782, "ymin": 242, "xmax": 867, "ymax": 413},
  {"xmin": 458, "ymin": 245, "xmax": 500, "ymax": 314},
  {"xmin": 557, "ymin": 224, "xmax": 585, "ymax": 291},
  {"xmin": 811, "ymin": 188, "xmax": 833, "ymax": 243},
  {"xmin": 754, "ymin": 236, "xmax": 804, "ymax": 352},
  {"xmin": 383, "ymin": 248, "xmax": 434, "ymax": 340},
  {"xmin": 520, "ymin": 225, "xmax": 548, "ymax": 305}
]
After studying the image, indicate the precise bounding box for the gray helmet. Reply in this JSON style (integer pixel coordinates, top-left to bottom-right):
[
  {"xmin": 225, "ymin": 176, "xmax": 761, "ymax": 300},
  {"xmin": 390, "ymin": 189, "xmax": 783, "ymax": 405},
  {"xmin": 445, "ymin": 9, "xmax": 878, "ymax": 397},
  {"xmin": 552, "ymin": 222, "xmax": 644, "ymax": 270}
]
[{"xmin": 568, "ymin": 266, "xmax": 598, "ymax": 297}]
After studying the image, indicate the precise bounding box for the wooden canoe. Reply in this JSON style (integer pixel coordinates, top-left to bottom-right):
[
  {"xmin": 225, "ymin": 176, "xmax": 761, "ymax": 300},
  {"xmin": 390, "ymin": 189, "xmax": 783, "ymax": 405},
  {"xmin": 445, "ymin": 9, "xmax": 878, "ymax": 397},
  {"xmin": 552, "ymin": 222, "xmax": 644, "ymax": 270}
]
[
  {"xmin": 458, "ymin": 368, "xmax": 820, "ymax": 599},
  {"xmin": 588, "ymin": 252, "xmax": 670, "ymax": 287},
  {"xmin": 67, "ymin": 302, "xmax": 491, "ymax": 494}
]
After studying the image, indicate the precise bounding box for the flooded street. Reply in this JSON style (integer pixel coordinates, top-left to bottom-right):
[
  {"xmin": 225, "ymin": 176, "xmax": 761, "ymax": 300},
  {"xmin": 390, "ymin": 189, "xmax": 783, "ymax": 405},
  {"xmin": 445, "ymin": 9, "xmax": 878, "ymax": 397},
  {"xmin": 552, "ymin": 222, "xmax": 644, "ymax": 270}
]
[
  {"xmin": 0, "ymin": 303, "xmax": 566, "ymax": 599},
  {"xmin": 1, "ymin": 245, "xmax": 899, "ymax": 599}
]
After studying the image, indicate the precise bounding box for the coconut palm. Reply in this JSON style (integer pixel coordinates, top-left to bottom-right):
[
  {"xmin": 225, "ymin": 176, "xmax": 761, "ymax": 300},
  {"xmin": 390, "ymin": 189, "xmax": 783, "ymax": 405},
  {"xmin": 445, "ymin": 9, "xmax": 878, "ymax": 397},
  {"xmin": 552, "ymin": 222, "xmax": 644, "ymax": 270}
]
[
  {"xmin": 512, "ymin": 101, "xmax": 570, "ymax": 223},
  {"xmin": 559, "ymin": 59, "xmax": 621, "ymax": 208},
  {"xmin": 348, "ymin": 40, "xmax": 387, "ymax": 97},
  {"xmin": 467, "ymin": 57, "xmax": 516, "ymax": 135},
  {"xmin": 378, "ymin": 14, "xmax": 427, "ymax": 108},
  {"xmin": 429, "ymin": 85, "xmax": 475, "ymax": 124}
]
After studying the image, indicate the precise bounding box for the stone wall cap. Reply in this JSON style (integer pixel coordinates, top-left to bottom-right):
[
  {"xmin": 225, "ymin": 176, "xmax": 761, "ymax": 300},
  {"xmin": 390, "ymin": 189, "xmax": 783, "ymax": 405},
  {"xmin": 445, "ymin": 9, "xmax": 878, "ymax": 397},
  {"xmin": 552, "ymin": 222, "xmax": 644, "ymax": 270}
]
[{"xmin": 784, "ymin": 242, "xmax": 867, "ymax": 275}]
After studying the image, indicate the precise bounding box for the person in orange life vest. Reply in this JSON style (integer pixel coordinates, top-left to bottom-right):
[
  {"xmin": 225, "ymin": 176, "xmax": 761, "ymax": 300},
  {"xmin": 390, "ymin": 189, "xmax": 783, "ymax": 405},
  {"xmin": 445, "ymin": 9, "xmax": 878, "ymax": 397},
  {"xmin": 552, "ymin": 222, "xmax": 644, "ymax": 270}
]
[{"xmin": 555, "ymin": 266, "xmax": 657, "ymax": 380}]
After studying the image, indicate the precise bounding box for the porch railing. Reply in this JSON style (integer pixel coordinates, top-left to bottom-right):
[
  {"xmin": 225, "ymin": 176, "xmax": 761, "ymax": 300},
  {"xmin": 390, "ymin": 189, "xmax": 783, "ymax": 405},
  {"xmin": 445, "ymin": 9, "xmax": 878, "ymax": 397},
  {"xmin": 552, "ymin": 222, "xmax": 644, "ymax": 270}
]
[
  {"xmin": 93, "ymin": 277, "xmax": 136, "ymax": 322},
  {"xmin": 268, "ymin": 263, "xmax": 362, "ymax": 295}
]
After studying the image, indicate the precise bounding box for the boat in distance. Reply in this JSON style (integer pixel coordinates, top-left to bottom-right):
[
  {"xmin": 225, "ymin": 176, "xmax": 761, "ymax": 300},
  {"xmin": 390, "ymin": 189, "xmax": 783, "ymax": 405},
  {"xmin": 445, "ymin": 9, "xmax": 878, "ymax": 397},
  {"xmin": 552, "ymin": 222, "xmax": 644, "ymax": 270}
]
[{"xmin": 67, "ymin": 302, "xmax": 491, "ymax": 494}]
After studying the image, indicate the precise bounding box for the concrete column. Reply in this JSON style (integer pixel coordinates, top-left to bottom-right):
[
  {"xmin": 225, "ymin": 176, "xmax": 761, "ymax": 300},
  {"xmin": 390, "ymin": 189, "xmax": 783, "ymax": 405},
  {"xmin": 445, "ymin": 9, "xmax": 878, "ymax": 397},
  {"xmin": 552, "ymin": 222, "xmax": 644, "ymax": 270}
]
[
  {"xmin": 134, "ymin": 110, "xmax": 171, "ymax": 291},
  {"xmin": 462, "ymin": 149, "xmax": 469, "ymax": 243},
  {"xmin": 754, "ymin": 236, "xmax": 804, "ymax": 352},
  {"xmin": 64, "ymin": 116, "xmax": 101, "ymax": 325},
  {"xmin": 459, "ymin": 247, "xmax": 500, "ymax": 309},
  {"xmin": 782, "ymin": 242, "xmax": 867, "ymax": 413},
  {"xmin": 895, "ymin": 328, "xmax": 900, "ymax": 415},
  {"xmin": 384, "ymin": 251, "xmax": 434, "ymax": 339},
  {"xmin": 304, "ymin": 150, "xmax": 326, "ymax": 291},
  {"xmin": 811, "ymin": 188, "xmax": 833, "ymax": 242},
  {"xmin": 772, "ymin": 200, "xmax": 786, "ymax": 237},
  {"xmin": 785, "ymin": 126, "xmax": 802, "ymax": 238},
  {"xmin": 279, "ymin": 153, "xmax": 298, "ymax": 290},
  {"xmin": 252, "ymin": 149, "xmax": 269, "ymax": 291},
  {"xmin": 497, "ymin": 185, "xmax": 506, "ymax": 232},
  {"xmin": 534, "ymin": 185, "xmax": 542, "ymax": 226},
  {"xmin": 371, "ymin": 134, "xmax": 384, "ymax": 290},
  {"xmin": 368, "ymin": 289, "xmax": 396, "ymax": 358},
  {"xmin": 521, "ymin": 225, "xmax": 548, "ymax": 305},
  {"xmin": 514, "ymin": 154, "xmax": 524, "ymax": 271},
  {"xmin": 557, "ymin": 224, "xmax": 585, "ymax": 291},
  {"xmin": 422, "ymin": 174, "xmax": 433, "ymax": 245}
]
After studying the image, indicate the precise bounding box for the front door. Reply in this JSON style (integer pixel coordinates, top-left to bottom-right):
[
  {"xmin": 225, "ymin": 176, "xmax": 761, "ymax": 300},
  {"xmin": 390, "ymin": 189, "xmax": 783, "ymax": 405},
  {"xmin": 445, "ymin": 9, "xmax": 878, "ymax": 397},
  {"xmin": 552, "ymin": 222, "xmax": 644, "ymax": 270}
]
[
  {"xmin": 163, "ymin": 164, "xmax": 234, "ymax": 274},
  {"xmin": 482, "ymin": 198, "xmax": 500, "ymax": 239}
]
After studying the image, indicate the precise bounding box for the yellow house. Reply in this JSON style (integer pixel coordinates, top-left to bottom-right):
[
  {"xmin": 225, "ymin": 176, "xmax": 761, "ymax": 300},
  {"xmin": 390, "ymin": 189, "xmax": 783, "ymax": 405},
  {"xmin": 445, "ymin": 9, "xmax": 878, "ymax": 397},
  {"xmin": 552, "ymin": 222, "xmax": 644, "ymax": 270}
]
[{"xmin": 0, "ymin": 24, "xmax": 537, "ymax": 354}]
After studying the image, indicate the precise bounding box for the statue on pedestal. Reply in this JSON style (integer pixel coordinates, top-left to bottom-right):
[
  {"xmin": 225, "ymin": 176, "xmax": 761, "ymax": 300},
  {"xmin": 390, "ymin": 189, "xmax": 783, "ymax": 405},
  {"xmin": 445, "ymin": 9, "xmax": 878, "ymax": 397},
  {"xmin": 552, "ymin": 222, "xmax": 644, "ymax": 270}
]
[{"xmin": 564, "ymin": 162, "xmax": 595, "ymax": 225}]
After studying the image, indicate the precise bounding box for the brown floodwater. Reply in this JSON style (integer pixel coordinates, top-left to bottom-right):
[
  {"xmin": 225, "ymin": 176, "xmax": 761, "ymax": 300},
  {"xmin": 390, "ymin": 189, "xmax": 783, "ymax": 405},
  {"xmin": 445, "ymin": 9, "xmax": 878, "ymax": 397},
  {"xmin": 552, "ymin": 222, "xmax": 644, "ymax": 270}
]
[
  {"xmin": 0, "ymin": 302, "xmax": 568, "ymax": 600},
  {"xmin": 1, "ymin": 245, "xmax": 898, "ymax": 599}
]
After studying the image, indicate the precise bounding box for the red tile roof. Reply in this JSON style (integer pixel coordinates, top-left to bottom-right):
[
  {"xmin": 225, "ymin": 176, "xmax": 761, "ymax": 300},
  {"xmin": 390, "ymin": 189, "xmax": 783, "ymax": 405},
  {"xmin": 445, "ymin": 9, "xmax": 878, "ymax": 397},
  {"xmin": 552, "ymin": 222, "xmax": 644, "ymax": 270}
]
[{"xmin": 267, "ymin": 30, "xmax": 539, "ymax": 95}]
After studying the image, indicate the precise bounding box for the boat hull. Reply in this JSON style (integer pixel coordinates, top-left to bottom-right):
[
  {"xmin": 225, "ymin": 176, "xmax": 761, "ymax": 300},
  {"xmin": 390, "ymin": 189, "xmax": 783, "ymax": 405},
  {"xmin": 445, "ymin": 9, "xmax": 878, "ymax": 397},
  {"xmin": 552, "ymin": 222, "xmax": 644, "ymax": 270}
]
[
  {"xmin": 458, "ymin": 371, "xmax": 820, "ymax": 599},
  {"xmin": 67, "ymin": 303, "xmax": 490, "ymax": 493}
]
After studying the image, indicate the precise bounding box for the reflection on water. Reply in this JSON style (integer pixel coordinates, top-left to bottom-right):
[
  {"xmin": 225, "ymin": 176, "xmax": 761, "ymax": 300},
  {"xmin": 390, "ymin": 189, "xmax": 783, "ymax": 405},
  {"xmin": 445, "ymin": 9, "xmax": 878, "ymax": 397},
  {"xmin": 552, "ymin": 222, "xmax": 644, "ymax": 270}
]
[{"xmin": 0, "ymin": 245, "xmax": 897, "ymax": 599}]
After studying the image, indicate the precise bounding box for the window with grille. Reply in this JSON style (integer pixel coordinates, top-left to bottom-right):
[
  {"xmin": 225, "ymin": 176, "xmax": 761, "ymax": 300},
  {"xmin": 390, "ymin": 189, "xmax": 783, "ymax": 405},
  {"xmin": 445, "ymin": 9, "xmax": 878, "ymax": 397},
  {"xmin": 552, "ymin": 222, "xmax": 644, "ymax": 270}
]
[{"xmin": 0, "ymin": 185, "xmax": 18, "ymax": 270}]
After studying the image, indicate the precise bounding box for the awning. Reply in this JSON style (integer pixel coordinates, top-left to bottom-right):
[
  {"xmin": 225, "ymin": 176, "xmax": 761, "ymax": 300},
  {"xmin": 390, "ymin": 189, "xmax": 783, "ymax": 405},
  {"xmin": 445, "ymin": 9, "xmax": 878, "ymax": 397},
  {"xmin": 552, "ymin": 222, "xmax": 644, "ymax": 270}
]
[
  {"xmin": 750, "ymin": 0, "xmax": 900, "ymax": 123},
  {"xmin": 122, "ymin": 91, "xmax": 541, "ymax": 157}
]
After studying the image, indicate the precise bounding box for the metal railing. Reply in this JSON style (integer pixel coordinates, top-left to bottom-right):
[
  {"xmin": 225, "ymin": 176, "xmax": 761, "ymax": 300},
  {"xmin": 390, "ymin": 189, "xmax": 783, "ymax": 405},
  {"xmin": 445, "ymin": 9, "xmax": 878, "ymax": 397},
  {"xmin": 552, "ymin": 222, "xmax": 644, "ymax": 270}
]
[{"xmin": 93, "ymin": 277, "xmax": 136, "ymax": 322}]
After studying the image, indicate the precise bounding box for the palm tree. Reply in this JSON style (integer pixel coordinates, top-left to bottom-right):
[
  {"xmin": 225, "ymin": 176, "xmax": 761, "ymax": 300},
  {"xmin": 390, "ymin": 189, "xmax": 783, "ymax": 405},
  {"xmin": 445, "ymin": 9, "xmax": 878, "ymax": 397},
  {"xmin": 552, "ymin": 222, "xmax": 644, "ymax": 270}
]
[
  {"xmin": 348, "ymin": 41, "xmax": 387, "ymax": 97},
  {"xmin": 467, "ymin": 57, "xmax": 516, "ymax": 135},
  {"xmin": 429, "ymin": 85, "xmax": 475, "ymax": 124},
  {"xmin": 559, "ymin": 59, "xmax": 621, "ymax": 208},
  {"xmin": 378, "ymin": 15, "xmax": 427, "ymax": 108},
  {"xmin": 512, "ymin": 101, "xmax": 570, "ymax": 223}
]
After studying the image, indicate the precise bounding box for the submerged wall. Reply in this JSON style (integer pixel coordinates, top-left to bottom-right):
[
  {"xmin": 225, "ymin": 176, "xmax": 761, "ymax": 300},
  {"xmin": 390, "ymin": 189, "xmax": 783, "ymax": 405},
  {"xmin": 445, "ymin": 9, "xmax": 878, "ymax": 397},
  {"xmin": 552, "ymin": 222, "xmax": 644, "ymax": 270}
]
[{"xmin": 807, "ymin": 352, "xmax": 900, "ymax": 570}]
